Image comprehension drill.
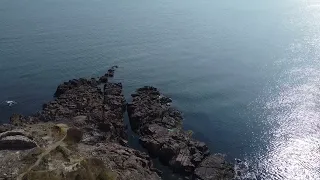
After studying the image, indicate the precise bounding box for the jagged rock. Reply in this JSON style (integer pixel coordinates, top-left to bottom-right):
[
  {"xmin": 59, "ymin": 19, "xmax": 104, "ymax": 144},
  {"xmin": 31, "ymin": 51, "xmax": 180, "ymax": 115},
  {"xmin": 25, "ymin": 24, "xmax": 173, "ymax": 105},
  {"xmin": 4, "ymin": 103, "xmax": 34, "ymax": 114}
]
[
  {"xmin": 170, "ymin": 149, "xmax": 195, "ymax": 173},
  {"xmin": 72, "ymin": 115, "xmax": 88, "ymax": 127},
  {"xmin": 54, "ymin": 83, "xmax": 70, "ymax": 97},
  {"xmin": 127, "ymin": 86, "xmax": 209, "ymax": 174},
  {"xmin": 98, "ymin": 66, "xmax": 119, "ymax": 83},
  {"xmin": 54, "ymin": 78, "xmax": 96, "ymax": 97},
  {"xmin": 90, "ymin": 78, "xmax": 98, "ymax": 86},
  {"xmin": 107, "ymin": 70, "xmax": 114, "ymax": 77},
  {"xmin": 128, "ymin": 86, "xmax": 234, "ymax": 178},
  {"xmin": 107, "ymin": 67, "xmax": 115, "ymax": 77},
  {"xmin": 10, "ymin": 114, "xmax": 24, "ymax": 126},
  {"xmin": 0, "ymin": 124, "xmax": 15, "ymax": 134},
  {"xmin": 159, "ymin": 95, "xmax": 172, "ymax": 104},
  {"xmin": 0, "ymin": 70, "xmax": 161, "ymax": 180},
  {"xmin": 0, "ymin": 68, "xmax": 234, "ymax": 180},
  {"xmin": 140, "ymin": 137, "xmax": 162, "ymax": 156},
  {"xmin": 99, "ymin": 75, "xmax": 108, "ymax": 83},
  {"xmin": 36, "ymin": 74, "xmax": 127, "ymax": 143},
  {"xmin": 0, "ymin": 123, "xmax": 160, "ymax": 180},
  {"xmin": 80, "ymin": 143, "xmax": 161, "ymax": 180},
  {"xmin": 193, "ymin": 154, "xmax": 235, "ymax": 180}
]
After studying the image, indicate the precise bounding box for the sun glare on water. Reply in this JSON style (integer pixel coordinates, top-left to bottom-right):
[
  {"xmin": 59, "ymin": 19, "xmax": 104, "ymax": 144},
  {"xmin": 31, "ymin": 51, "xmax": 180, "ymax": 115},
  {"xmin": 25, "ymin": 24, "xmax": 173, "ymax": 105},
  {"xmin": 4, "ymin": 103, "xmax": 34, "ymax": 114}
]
[{"xmin": 254, "ymin": 2, "xmax": 320, "ymax": 179}]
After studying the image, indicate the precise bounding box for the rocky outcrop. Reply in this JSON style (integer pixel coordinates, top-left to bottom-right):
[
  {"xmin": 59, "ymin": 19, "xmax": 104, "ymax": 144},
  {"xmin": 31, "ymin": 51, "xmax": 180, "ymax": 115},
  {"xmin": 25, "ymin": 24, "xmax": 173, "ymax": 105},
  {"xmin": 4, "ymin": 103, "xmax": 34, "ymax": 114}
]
[
  {"xmin": 0, "ymin": 67, "xmax": 234, "ymax": 180},
  {"xmin": 127, "ymin": 86, "xmax": 234, "ymax": 179},
  {"xmin": 194, "ymin": 154, "xmax": 235, "ymax": 180},
  {"xmin": 0, "ymin": 68, "xmax": 161, "ymax": 180},
  {"xmin": 36, "ymin": 69, "xmax": 127, "ymax": 144},
  {"xmin": 0, "ymin": 123, "xmax": 160, "ymax": 180},
  {"xmin": 79, "ymin": 143, "xmax": 161, "ymax": 180},
  {"xmin": 98, "ymin": 65, "xmax": 118, "ymax": 83}
]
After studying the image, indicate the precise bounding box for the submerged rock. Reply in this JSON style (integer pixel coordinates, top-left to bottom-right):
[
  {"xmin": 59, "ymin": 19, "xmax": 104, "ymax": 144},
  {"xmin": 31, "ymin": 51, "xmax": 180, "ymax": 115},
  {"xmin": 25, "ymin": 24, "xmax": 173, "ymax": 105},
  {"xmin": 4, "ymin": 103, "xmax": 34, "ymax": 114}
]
[
  {"xmin": 107, "ymin": 69, "xmax": 115, "ymax": 77},
  {"xmin": 98, "ymin": 66, "xmax": 119, "ymax": 83}
]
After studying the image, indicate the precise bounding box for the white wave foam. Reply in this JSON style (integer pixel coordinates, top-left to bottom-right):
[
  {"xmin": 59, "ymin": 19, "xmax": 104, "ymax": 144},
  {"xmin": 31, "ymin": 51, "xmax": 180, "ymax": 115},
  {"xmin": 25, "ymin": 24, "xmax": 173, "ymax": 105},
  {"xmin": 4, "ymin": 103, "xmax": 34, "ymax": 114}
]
[{"xmin": 234, "ymin": 158, "xmax": 257, "ymax": 180}]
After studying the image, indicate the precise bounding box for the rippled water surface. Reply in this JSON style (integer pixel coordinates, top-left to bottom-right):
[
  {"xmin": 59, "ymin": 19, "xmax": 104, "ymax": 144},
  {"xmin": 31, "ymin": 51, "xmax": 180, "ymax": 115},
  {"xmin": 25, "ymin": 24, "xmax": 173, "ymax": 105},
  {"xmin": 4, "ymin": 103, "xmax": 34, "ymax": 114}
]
[
  {"xmin": 251, "ymin": 2, "xmax": 320, "ymax": 179},
  {"xmin": 1, "ymin": 0, "xmax": 320, "ymax": 179}
]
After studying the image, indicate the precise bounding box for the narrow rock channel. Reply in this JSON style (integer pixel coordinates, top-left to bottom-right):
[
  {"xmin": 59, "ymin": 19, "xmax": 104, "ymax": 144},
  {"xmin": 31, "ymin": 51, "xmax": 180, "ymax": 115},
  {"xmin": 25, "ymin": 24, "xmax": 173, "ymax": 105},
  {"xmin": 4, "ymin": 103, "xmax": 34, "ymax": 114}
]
[{"xmin": 0, "ymin": 67, "xmax": 235, "ymax": 180}]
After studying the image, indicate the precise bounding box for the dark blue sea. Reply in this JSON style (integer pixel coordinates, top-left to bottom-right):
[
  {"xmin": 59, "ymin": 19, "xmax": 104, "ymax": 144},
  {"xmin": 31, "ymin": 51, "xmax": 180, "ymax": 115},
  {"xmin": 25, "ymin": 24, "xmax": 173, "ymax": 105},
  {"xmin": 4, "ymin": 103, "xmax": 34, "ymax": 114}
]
[{"xmin": 1, "ymin": 0, "xmax": 320, "ymax": 179}]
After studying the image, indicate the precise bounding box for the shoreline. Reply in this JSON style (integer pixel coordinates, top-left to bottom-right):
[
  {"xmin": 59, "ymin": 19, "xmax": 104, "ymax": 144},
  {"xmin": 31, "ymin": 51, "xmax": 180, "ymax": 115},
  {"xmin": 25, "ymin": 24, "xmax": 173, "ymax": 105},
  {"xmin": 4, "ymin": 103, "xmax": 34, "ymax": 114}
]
[{"xmin": 0, "ymin": 68, "xmax": 235, "ymax": 180}]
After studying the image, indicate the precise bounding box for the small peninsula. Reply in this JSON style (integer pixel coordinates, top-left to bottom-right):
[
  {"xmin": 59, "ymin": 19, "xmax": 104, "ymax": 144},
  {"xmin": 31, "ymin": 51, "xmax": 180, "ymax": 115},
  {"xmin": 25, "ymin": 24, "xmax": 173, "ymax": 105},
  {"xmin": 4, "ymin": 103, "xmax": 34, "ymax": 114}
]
[{"xmin": 0, "ymin": 67, "xmax": 234, "ymax": 180}]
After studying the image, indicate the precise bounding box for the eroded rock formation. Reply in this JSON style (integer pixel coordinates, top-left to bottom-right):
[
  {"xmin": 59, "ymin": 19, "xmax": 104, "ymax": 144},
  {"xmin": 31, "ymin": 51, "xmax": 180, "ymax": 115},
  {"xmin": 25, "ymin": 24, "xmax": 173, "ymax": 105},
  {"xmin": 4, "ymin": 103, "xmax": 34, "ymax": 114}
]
[
  {"xmin": 128, "ymin": 86, "xmax": 234, "ymax": 179},
  {"xmin": 0, "ymin": 68, "xmax": 160, "ymax": 180}
]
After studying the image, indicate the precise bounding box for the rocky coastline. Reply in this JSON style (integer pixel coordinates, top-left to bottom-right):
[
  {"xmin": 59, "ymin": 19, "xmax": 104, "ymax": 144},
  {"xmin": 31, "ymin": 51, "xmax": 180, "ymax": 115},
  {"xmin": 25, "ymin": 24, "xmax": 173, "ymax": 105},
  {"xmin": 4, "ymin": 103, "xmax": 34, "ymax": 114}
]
[
  {"xmin": 0, "ymin": 68, "xmax": 234, "ymax": 180},
  {"xmin": 127, "ymin": 87, "xmax": 234, "ymax": 179}
]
